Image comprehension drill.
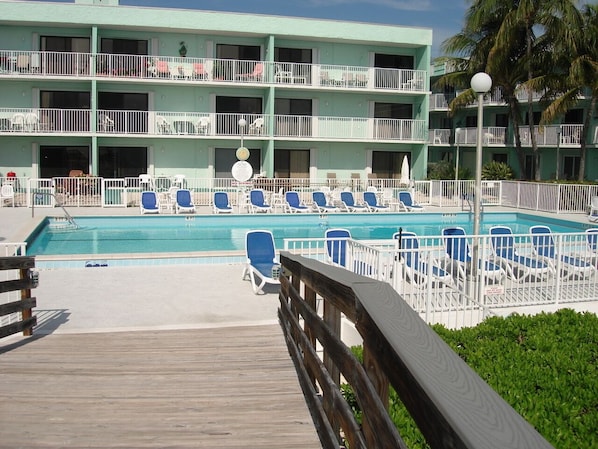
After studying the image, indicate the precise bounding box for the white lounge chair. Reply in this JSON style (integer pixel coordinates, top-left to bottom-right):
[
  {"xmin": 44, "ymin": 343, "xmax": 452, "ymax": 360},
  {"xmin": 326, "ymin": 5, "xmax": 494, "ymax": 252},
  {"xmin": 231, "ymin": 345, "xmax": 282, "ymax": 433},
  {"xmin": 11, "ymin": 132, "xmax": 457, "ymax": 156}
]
[{"xmin": 241, "ymin": 230, "xmax": 281, "ymax": 294}]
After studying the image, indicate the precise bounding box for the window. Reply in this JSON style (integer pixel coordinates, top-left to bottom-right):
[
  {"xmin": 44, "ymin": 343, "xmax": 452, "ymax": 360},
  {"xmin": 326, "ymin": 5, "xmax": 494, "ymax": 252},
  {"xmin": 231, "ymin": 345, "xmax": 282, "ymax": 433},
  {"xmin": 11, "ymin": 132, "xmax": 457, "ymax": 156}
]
[
  {"xmin": 216, "ymin": 44, "xmax": 260, "ymax": 60},
  {"xmin": 40, "ymin": 146, "xmax": 89, "ymax": 178},
  {"xmin": 99, "ymin": 147, "xmax": 147, "ymax": 179},
  {"xmin": 99, "ymin": 38, "xmax": 148, "ymax": 76},
  {"xmin": 495, "ymin": 114, "xmax": 509, "ymax": 127},
  {"xmin": 563, "ymin": 156, "xmax": 580, "ymax": 180},
  {"xmin": 275, "ymin": 149, "xmax": 310, "ymax": 178},
  {"xmin": 564, "ymin": 109, "xmax": 583, "ymax": 124},
  {"xmin": 40, "ymin": 90, "xmax": 90, "ymax": 109},
  {"xmin": 524, "ymin": 155, "xmax": 535, "ymax": 180},
  {"xmin": 275, "ymin": 99, "xmax": 312, "ymax": 136},
  {"xmin": 493, "ymin": 153, "xmax": 508, "ymax": 164},
  {"xmin": 98, "ymin": 92, "xmax": 148, "ymax": 133},
  {"xmin": 215, "ymin": 148, "xmax": 261, "ymax": 179},
  {"xmin": 101, "ymin": 38, "xmax": 148, "ymax": 55},
  {"xmin": 374, "ymin": 53, "xmax": 413, "ymax": 69},
  {"xmin": 372, "ymin": 151, "xmax": 410, "ymax": 179},
  {"xmin": 275, "ymin": 47, "xmax": 312, "ymax": 64},
  {"xmin": 374, "ymin": 103, "xmax": 412, "ymax": 139},
  {"xmin": 465, "ymin": 116, "xmax": 477, "ymax": 127},
  {"xmin": 216, "ymin": 96, "xmax": 262, "ymax": 134},
  {"xmin": 374, "ymin": 53, "xmax": 414, "ymax": 88},
  {"xmin": 40, "ymin": 90, "xmax": 90, "ymax": 132},
  {"xmin": 41, "ymin": 36, "xmax": 90, "ymax": 52}
]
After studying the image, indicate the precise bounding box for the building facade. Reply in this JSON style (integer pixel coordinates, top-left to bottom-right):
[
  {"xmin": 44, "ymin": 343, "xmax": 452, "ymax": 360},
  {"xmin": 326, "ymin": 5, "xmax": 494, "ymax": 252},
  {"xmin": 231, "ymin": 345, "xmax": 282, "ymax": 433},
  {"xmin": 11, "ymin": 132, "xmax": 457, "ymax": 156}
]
[
  {"xmin": 0, "ymin": 0, "xmax": 432, "ymax": 185},
  {"xmin": 427, "ymin": 61, "xmax": 598, "ymax": 181}
]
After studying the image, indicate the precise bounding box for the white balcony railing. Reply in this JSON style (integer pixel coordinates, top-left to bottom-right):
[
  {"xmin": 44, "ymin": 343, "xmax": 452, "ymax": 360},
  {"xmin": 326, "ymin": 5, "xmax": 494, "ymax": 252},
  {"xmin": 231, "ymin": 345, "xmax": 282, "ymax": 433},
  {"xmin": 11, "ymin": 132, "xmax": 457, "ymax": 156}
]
[
  {"xmin": 429, "ymin": 93, "xmax": 451, "ymax": 111},
  {"xmin": 0, "ymin": 107, "xmax": 427, "ymax": 142},
  {"xmin": 518, "ymin": 124, "xmax": 584, "ymax": 147},
  {"xmin": 0, "ymin": 49, "xmax": 428, "ymax": 93},
  {"xmin": 455, "ymin": 127, "xmax": 508, "ymax": 146},
  {"xmin": 429, "ymin": 129, "xmax": 451, "ymax": 145}
]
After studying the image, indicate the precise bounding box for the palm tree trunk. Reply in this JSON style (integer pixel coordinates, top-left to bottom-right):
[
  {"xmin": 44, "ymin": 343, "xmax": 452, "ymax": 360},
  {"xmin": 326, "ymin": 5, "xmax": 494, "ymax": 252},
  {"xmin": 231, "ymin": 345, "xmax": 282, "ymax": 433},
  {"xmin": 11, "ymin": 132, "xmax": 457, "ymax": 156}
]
[{"xmin": 578, "ymin": 95, "xmax": 596, "ymax": 181}]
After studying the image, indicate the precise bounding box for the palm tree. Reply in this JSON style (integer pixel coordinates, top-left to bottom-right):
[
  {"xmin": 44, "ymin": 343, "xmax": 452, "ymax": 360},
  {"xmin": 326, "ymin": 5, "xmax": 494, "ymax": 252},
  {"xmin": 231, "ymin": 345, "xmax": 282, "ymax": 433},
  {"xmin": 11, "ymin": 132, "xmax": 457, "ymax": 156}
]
[
  {"xmin": 438, "ymin": 0, "xmax": 582, "ymax": 180},
  {"xmin": 530, "ymin": 3, "xmax": 596, "ymax": 181}
]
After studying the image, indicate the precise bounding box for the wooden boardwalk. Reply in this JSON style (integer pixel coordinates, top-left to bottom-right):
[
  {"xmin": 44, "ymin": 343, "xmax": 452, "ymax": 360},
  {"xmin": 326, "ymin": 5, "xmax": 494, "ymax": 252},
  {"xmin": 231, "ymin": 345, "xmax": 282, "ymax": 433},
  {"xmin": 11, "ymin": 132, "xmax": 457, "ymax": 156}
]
[{"xmin": 0, "ymin": 324, "xmax": 321, "ymax": 448}]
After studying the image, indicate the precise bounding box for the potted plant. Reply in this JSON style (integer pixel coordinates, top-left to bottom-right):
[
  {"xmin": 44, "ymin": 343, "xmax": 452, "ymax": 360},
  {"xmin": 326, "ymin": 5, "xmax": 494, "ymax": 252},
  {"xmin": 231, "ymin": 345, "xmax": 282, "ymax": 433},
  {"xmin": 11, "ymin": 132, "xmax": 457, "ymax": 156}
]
[{"xmin": 179, "ymin": 41, "xmax": 187, "ymax": 58}]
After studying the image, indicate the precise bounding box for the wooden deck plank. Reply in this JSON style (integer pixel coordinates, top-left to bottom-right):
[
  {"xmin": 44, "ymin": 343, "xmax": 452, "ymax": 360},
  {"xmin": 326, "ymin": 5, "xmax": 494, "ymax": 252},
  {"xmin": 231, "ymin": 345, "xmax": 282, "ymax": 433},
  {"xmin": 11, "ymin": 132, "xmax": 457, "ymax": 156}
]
[{"xmin": 0, "ymin": 325, "xmax": 321, "ymax": 448}]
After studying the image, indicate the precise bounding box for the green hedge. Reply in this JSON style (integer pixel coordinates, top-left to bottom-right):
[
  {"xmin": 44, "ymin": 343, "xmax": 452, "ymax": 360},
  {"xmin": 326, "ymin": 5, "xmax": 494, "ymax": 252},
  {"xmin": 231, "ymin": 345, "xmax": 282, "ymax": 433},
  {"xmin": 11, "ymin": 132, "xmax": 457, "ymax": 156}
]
[{"xmin": 344, "ymin": 309, "xmax": 598, "ymax": 449}]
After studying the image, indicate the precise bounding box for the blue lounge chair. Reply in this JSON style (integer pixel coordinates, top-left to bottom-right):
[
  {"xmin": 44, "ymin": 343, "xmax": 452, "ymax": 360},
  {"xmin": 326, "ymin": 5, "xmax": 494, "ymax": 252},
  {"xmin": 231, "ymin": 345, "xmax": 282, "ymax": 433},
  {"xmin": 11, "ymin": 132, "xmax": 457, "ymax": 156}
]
[
  {"xmin": 530, "ymin": 225, "xmax": 595, "ymax": 279},
  {"xmin": 489, "ymin": 226, "xmax": 553, "ymax": 281},
  {"xmin": 398, "ymin": 191, "xmax": 424, "ymax": 212},
  {"xmin": 363, "ymin": 191, "xmax": 389, "ymax": 212},
  {"xmin": 140, "ymin": 191, "xmax": 160, "ymax": 214},
  {"xmin": 249, "ymin": 189, "xmax": 272, "ymax": 213},
  {"xmin": 442, "ymin": 226, "xmax": 505, "ymax": 285},
  {"xmin": 241, "ymin": 230, "xmax": 281, "ymax": 294},
  {"xmin": 312, "ymin": 191, "xmax": 339, "ymax": 213},
  {"xmin": 325, "ymin": 228, "xmax": 351, "ymax": 267},
  {"xmin": 284, "ymin": 191, "xmax": 310, "ymax": 213},
  {"xmin": 340, "ymin": 191, "xmax": 367, "ymax": 212},
  {"xmin": 586, "ymin": 228, "xmax": 598, "ymax": 254},
  {"xmin": 175, "ymin": 189, "xmax": 195, "ymax": 214},
  {"xmin": 393, "ymin": 231, "xmax": 453, "ymax": 287},
  {"xmin": 213, "ymin": 191, "xmax": 233, "ymax": 214}
]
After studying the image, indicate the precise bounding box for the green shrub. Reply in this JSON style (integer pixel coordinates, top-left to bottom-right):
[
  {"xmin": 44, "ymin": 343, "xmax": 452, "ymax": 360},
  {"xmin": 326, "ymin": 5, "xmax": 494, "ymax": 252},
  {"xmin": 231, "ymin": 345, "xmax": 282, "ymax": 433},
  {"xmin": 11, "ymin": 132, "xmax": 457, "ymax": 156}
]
[
  {"xmin": 481, "ymin": 160, "xmax": 514, "ymax": 180},
  {"xmin": 343, "ymin": 309, "xmax": 598, "ymax": 449}
]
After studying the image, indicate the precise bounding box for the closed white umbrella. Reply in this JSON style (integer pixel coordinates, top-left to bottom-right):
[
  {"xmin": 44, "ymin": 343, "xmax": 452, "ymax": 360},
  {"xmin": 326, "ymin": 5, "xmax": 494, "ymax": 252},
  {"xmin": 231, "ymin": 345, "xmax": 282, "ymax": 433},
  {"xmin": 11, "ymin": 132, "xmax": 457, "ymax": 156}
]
[{"xmin": 400, "ymin": 155, "xmax": 410, "ymax": 185}]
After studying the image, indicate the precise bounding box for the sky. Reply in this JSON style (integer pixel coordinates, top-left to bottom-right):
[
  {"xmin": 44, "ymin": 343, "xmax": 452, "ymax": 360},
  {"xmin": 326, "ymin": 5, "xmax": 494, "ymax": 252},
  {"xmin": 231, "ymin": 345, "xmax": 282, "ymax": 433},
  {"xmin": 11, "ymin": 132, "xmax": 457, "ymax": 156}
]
[{"xmin": 31, "ymin": 0, "xmax": 469, "ymax": 58}]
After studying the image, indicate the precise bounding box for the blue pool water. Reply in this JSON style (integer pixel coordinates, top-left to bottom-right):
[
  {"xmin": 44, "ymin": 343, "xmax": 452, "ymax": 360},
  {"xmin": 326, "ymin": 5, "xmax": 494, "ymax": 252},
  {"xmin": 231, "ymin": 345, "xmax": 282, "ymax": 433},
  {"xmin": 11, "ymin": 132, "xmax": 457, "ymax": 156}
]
[{"xmin": 27, "ymin": 212, "xmax": 589, "ymax": 257}]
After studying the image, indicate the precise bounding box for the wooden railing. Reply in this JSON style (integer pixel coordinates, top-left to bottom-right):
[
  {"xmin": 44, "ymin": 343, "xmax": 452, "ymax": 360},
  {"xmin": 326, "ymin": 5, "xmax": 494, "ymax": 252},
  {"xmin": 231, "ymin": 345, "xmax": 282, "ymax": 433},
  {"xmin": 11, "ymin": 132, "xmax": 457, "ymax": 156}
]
[
  {"xmin": 0, "ymin": 256, "xmax": 37, "ymax": 339},
  {"xmin": 278, "ymin": 252, "xmax": 554, "ymax": 449}
]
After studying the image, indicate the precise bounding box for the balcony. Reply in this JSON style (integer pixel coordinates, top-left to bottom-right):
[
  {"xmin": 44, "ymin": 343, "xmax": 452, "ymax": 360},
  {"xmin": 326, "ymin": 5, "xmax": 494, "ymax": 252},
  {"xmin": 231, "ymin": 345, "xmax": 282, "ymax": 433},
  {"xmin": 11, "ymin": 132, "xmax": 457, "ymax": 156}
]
[
  {"xmin": 0, "ymin": 50, "xmax": 428, "ymax": 93},
  {"xmin": 0, "ymin": 108, "xmax": 428, "ymax": 143},
  {"xmin": 428, "ymin": 128, "xmax": 451, "ymax": 145},
  {"xmin": 519, "ymin": 124, "xmax": 584, "ymax": 147},
  {"xmin": 455, "ymin": 127, "xmax": 508, "ymax": 146}
]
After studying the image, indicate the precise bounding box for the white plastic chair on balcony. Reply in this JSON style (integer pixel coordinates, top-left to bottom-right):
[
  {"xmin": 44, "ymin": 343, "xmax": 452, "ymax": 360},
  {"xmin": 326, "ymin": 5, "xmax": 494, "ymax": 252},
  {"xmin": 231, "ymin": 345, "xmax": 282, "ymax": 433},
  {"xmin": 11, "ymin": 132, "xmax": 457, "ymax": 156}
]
[
  {"xmin": 196, "ymin": 116, "xmax": 210, "ymax": 135},
  {"xmin": 11, "ymin": 113, "xmax": 25, "ymax": 131},
  {"xmin": 25, "ymin": 112, "xmax": 39, "ymax": 131},
  {"xmin": 98, "ymin": 113, "xmax": 114, "ymax": 132},
  {"xmin": 249, "ymin": 117, "xmax": 264, "ymax": 135},
  {"xmin": 156, "ymin": 115, "xmax": 172, "ymax": 134}
]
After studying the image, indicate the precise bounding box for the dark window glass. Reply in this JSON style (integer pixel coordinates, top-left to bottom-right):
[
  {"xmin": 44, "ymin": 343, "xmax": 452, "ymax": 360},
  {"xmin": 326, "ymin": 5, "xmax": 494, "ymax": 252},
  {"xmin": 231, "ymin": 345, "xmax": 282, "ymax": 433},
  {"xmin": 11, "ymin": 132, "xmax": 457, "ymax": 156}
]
[
  {"xmin": 101, "ymin": 38, "xmax": 148, "ymax": 55},
  {"xmin": 274, "ymin": 47, "xmax": 312, "ymax": 63},
  {"xmin": 274, "ymin": 149, "xmax": 309, "ymax": 178},
  {"xmin": 216, "ymin": 44, "xmax": 260, "ymax": 60},
  {"xmin": 40, "ymin": 146, "xmax": 89, "ymax": 178},
  {"xmin": 99, "ymin": 147, "xmax": 147, "ymax": 179},
  {"xmin": 215, "ymin": 148, "xmax": 261, "ymax": 178},
  {"xmin": 372, "ymin": 151, "xmax": 410, "ymax": 179}
]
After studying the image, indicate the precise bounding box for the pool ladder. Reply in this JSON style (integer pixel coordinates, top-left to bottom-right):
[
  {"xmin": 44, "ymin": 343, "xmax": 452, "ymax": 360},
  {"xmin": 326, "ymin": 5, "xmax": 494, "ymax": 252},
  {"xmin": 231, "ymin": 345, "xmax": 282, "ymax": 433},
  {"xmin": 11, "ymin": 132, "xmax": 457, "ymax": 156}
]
[{"xmin": 31, "ymin": 191, "xmax": 79, "ymax": 229}]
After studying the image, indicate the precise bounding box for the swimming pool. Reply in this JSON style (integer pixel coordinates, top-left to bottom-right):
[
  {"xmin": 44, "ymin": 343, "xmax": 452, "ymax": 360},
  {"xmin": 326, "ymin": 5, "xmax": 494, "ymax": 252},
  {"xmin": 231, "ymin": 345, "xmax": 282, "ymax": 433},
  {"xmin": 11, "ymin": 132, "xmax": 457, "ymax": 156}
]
[{"xmin": 27, "ymin": 211, "xmax": 589, "ymax": 260}]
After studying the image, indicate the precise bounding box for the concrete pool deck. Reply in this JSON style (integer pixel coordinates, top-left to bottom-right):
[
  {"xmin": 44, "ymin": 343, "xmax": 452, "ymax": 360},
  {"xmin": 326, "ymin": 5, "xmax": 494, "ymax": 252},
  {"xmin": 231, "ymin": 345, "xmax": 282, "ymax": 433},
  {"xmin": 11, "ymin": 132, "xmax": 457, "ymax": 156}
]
[
  {"xmin": 0, "ymin": 205, "xmax": 282, "ymax": 342},
  {"xmin": 1, "ymin": 205, "xmax": 596, "ymax": 343}
]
